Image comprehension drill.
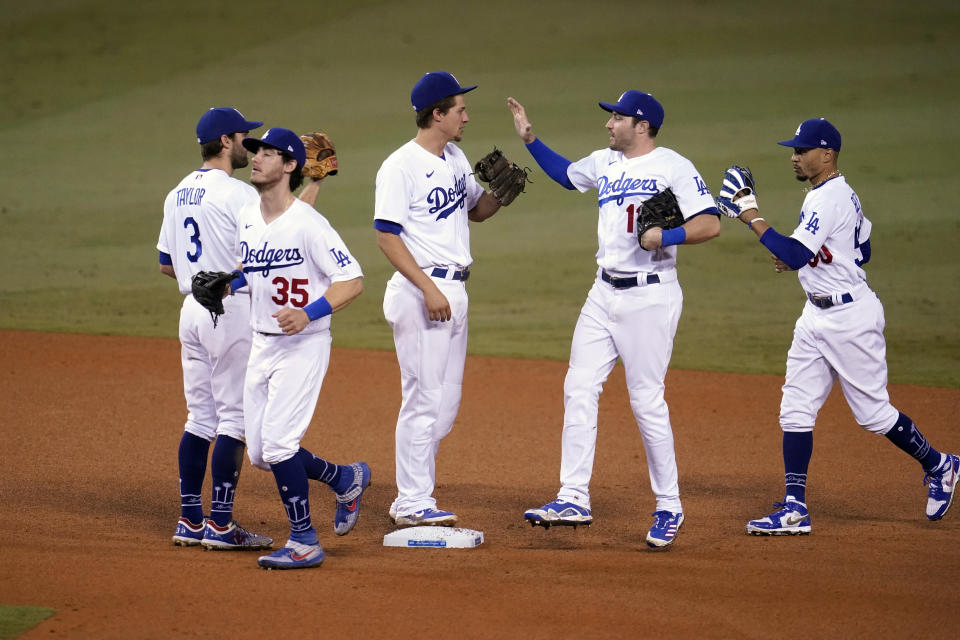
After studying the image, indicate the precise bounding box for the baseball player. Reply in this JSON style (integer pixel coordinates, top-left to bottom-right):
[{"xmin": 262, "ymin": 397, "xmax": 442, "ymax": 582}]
[
  {"xmin": 375, "ymin": 71, "xmax": 504, "ymax": 527},
  {"xmin": 716, "ymin": 118, "xmax": 959, "ymax": 534},
  {"xmin": 227, "ymin": 127, "xmax": 368, "ymax": 569},
  {"xmin": 158, "ymin": 107, "xmax": 272, "ymax": 550},
  {"xmin": 508, "ymin": 91, "xmax": 721, "ymax": 548}
]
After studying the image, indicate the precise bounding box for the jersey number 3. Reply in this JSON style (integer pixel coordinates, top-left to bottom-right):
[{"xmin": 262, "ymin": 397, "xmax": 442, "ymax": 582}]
[
  {"xmin": 184, "ymin": 217, "xmax": 202, "ymax": 262},
  {"xmin": 271, "ymin": 277, "xmax": 309, "ymax": 307}
]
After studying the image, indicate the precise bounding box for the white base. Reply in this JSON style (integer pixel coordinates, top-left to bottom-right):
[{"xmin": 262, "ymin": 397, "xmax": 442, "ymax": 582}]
[{"xmin": 383, "ymin": 526, "xmax": 484, "ymax": 549}]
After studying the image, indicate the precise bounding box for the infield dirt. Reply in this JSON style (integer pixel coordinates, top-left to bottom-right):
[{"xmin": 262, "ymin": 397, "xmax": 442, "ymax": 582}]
[{"xmin": 0, "ymin": 330, "xmax": 957, "ymax": 638}]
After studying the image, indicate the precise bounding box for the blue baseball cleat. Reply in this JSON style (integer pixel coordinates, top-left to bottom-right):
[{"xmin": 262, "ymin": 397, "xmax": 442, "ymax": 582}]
[
  {"xmin": 925, "ymin": 453, "xmax": 959, "ymax": 520},
  {"xmin": 524, "ymin": 498, "xmax": 593, "ymax": 528},
  {"xmin": 646, "ymin": 511, "xmax": 684, "ymax": 548},
  {"xmin": 172, "ymin": 517, "xmax": 205, "ymax": 546},
  {"xmin": 201, "ymin": 520, "xmax": 273, "ymax": 550},
  {"xmin": 334, "ymin": 462, "xmax": 371, "ymax": 536},
  {"xmin": 258, "ymin": 539, "xmax": 325, "ymax": 570},
  {"xmin": 394, "ymin": 508, "xmax": 458, "ymax": 527}
]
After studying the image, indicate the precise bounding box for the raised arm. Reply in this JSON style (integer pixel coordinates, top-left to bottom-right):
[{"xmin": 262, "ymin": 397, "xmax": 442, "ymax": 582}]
[{"xmin": 507, "ymin": 97, "xmax": 575, "ymax": 189}]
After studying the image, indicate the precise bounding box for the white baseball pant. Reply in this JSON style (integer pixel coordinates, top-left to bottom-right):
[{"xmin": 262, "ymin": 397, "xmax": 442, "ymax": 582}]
[
  {"xmin": 780, "ymin": 286, "xmax": 899, "ymax": 434},
  {"xmin": 179, "ymin": 293, "xmax": 251, "ymax": 442},
  {"xmin": 383, "ymin": 271, "xmax": 468, "ymax": 516},
  {"xmin": 557, "ymin": 272, "xmax": 684, "ymax": 513},
  {"xmin": 243, "ymin": 330, "xmax": 332, "ymax": 471}
]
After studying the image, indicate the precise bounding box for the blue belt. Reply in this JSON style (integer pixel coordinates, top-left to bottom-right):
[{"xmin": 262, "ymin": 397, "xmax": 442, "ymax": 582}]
[
  {"xmin": 431, "ymin": 267, "xmax": 470, "ymax": 282},
  {"xmin": 601, "ymin": 270, "xmax": 660, "ymax": 289},
  {"xmin": 807, "ymin": 292, "xmax": 853, "ymax": 309}
]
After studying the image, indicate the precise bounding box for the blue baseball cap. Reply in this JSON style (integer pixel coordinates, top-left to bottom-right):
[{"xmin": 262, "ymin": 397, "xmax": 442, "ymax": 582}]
[
  {"xmin": 241, "ymin": 127, "xmax": 306, "ymax": 170},
  {"xmin": 599, "ymin": 90, "xmax": 664, "ymax": 129},
  {"xmin": 411, "ymin": 71, "xmax": 477, "ymax": 111},
  {"xmin": 196, "ymin": 107, "xmax": 263, "ymax": 144},
  {"xmin": 778, "ymin": 118, "xmax": 842, "ymax": 151}
]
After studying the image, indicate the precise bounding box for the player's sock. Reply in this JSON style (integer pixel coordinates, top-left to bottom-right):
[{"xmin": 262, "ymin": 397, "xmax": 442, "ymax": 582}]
[
  {"xmin": 270, "ymin": 455, "xmax": 315, "ymax": 540},
  {"xmin": 296, "ymin": 447, "xmax": 350, "ymax": 491},
  {"xmin": 783, "ymin": 431, "xmax": 813, "ymax": 504},
  {"xmin": 178, "ymin": 432, "xmax": 211, "ymax": 524},
  {"xmin": 209, "ymin": 435, "xmax": 244, "ymax": 527},
  {"xmin": 884, "ymin": 412, "xmax": 943, "ymax": 473}
]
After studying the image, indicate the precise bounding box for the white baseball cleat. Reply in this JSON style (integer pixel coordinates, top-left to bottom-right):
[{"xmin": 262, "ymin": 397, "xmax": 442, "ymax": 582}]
[
  {"xmin": 925, "ymin": 453, "xmax": 959, "ymax": 520},
  {"xmin": 746, "ymin": 501, "xmax": 811, "ymax": 535}
]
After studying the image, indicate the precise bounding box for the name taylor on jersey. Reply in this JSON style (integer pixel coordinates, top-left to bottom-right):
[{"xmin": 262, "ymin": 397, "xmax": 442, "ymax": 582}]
[{"xmin": 175, "ymin": 186, "xmax": 206, "ymax": 207}]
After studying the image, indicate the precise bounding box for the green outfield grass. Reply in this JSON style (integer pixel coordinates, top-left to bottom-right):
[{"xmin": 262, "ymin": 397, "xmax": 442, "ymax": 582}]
[
  {"xmin": 1, "ymin": 0, "xmax": 957, "ymax": 386},
  {"xmin": 0, "ymin": 605, "xmax": 54, "ymax": 639}
]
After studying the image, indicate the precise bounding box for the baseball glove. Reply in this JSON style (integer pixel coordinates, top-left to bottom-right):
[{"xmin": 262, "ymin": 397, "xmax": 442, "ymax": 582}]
[
  {"xmin": 474, "ymin": 147, "xmax": 530, "ymax": 206},
  {"xmin": 715, "ymin": 165, "xmax": 757, "ymax": 218},
  {"xmin": 191, "ymin": 270, "xmax": 235, "ymax": 327},
  {"xmin": 637, "ymin": 188, "xmax": 684, "ymax": 245},
  {"xmin": 300, "ymin": 132, "xmax": 339, "ymax": 180}
]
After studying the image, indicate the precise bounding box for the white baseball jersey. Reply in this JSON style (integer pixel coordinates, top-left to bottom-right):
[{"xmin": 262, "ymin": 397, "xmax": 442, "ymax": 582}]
[
  {"xmin": 567, "ymin": 146, "xmax": 717, "ymax": 273},
  {"xmin": 779, "ymin": 174, "xmax": 898, "ymax": 434},
  {"xmin": 237, "ymin": 198, "xmax": 363, "ymax": 335},
  {"xmin": 375, "ymin": 138, "xmax": 483, "ymax": 518},
  {"xmin": 554, "ymin": 145, "xmax": 717, "ymax": 515},
  {"xmin": 790, "ymin": 175, "xmax": 872, "ymax": 296},
  {"xmin": 374, "ymin": 139, "xmax": 484, "ymax": 268},
  {"xmin": 158, "ymin": 168, "xmax": 257, "ymax": 294},
  {"xmin": 158, "ymin": 167, "xmax": 256, "ymax": 444}
]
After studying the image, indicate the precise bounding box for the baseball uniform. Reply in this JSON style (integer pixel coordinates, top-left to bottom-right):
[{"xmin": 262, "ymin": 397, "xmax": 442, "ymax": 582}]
[
  {"xmin": 778, "ymin": 176, "xmax": 898, "ymax": 433},
  {"xmin": 159, "ymin": 168, "xmax": 256, "ymax": 445},
  {"xmin": 159, "ymin": 160, "xmax": 272, "ymax": 549},
  {"xmin": 233, "ymin": 126, "xmax": 371, "ymax": 570},
  {"xmin": 375, "ymin": 139, "xmax": 484, "ymax": 521},
  {"xmin": 514, "ymin": 89, "xmax": 721, "ymax": 548},
  {"xmin": 557, "ymin": 146, "xmax": 716, "ymax": 514},
  {"xmin": 740, "ymin": 118, "xmax": 958, "ymax": 534},
  {"xmin": 238, "ymin": 197, "xmax": 363, "ymax": 470}
]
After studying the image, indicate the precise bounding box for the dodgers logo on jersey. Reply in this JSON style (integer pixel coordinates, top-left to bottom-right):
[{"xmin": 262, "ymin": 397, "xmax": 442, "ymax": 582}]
[
  {"xmin": 596, "ymin": 172, "xmax": 659, "ymax": 206},
  {"xmin": 804, "ymin": 211, "xmax": 821, "ymax": 234},
  {"xmin": 427, "ymin": 173, "xmax": 468, "ymax": 221},
  {"xmin": 240, "ymin": 241, "xmax": 305, "ymax": 276},
  {"xmin": 693, "ymin": 175, "xmax": 710, "ymax": 196},
  {"xmin": 330, "ymin": 247, "xmax": 351, "ymax": 268}
]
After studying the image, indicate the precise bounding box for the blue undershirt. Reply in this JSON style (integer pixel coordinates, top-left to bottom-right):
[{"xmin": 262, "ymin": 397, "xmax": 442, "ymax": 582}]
[
  {"xmin": 759, "ymin": 228, "xmax": 814, "ymax": 270},
  {"xmin": 757, "ymin": 227, "xmax": 870, "ymax": 270},
  {"xmin": 524, "ymin": 138, "xmax": 575, "ymax": 190}
]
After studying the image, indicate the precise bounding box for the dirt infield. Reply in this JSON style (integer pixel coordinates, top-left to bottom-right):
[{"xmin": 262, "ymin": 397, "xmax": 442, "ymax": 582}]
[{"xmin": 0, "ymin": 330, "xmax": 957, "ymax": 638}]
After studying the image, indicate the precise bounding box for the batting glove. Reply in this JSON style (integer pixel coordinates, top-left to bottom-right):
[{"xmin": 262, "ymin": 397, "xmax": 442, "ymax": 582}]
[{"xmin": 716, "ymin": 165, "xmax": 758, "ymax": 218}]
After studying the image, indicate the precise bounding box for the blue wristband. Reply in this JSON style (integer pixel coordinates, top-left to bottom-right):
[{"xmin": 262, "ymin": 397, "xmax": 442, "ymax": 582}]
[
  {"xmin": 303, "ymin": 296, "xmax": 332, "ymax": 321},
  {"xmin": 230, "ymin": 270, "xmax": 247, "ymax": 291},
  {"xmin": 660, "ymin": 226, "xmax": 687, "ymax": 247}
]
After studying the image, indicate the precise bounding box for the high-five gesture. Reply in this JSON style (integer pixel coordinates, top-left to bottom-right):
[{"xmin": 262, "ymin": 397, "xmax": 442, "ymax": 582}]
[{"xmin": 507, "ymin": 97, "xmax": 535, "ymax": 144}]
